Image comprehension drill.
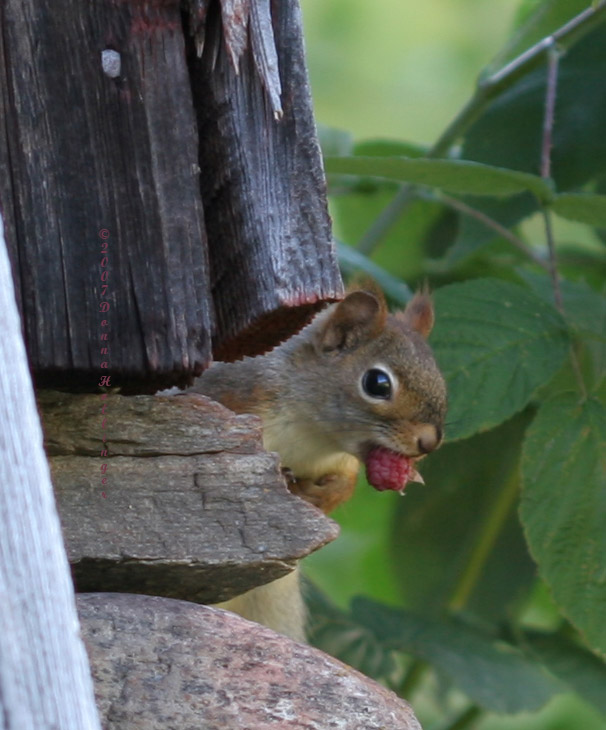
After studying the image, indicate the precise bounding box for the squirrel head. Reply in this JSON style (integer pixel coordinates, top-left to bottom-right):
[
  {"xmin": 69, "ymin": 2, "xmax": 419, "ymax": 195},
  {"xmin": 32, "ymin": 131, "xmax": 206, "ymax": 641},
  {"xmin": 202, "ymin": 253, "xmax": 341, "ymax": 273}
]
[{"xmin": 292, "ymin": 287, "xmax": 447, "ymax": 463}]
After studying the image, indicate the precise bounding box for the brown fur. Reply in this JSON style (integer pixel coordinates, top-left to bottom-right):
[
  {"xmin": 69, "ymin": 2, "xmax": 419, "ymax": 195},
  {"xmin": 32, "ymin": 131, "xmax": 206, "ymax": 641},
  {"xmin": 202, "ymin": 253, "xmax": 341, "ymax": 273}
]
[
  {"xmin": 194, "ymin": 287, "xmax": 446, "ymax": 514},
  {"xmin": 191, "ymin": 286, "xmax": 447, "ymax": 640}
]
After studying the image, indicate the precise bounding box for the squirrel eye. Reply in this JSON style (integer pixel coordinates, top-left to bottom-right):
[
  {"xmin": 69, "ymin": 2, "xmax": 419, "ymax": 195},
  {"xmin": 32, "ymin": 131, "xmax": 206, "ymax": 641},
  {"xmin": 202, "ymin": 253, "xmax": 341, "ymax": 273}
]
[{"xmin": 362, "ymin": 368, "xmax": 392, "ymax": 400}]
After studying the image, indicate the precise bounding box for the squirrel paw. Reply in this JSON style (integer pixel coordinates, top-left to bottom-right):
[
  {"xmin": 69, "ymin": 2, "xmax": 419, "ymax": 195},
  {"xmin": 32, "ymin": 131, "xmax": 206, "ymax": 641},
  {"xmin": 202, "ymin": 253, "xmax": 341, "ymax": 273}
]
[
  {"xmin": 285, "ymin": 471, "xmax": 358, "ymax": 514},
  {"xmin": 281, "ymin": 467, "xmax": 297, "ymax": 485}
]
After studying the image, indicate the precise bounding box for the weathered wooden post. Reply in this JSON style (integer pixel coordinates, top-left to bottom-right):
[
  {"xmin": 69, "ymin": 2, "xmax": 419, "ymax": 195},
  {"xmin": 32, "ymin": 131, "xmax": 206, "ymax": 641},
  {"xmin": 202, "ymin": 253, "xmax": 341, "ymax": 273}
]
[
  {"xmin": 1, "ymin": 0, "xmax": 342, "ymax": 388},
  {"xmin": 0, "ymin": 0, "xmax": 423, "ymax": 726}
]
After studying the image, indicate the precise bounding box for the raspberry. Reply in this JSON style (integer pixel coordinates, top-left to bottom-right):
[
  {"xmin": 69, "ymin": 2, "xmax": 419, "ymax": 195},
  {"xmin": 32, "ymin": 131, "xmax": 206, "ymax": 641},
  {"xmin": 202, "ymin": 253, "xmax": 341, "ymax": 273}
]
[{"xmin": 365, "ymin": 447, "xmax": 412, "ymax": 492}]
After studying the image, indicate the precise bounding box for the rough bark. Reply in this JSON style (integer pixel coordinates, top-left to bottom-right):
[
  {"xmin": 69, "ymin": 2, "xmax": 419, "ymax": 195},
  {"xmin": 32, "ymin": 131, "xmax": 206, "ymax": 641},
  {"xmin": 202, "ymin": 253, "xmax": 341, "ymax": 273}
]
[
  {"xmin": 79, "ymin": 593, "xmax": 423, "ymax": 730},
  {"xmin": 40, "ymin": 390, "xmax": 339, "ymax": 602},
  {"xmin": 0, "ymin": 0, "xmax": 211, "ymax": 390},
  {"xmin": 0, "ymin": 0, "xmax": 343, "ymax": 388},
  {"xmin": 188, "ymin": 0, "xmax": 343, "ymax": 360}
]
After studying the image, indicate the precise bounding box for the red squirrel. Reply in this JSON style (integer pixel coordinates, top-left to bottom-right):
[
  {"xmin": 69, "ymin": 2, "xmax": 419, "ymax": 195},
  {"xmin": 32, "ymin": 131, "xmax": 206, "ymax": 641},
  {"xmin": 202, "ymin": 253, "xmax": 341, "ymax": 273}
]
[{"xmin": 192, "ymin": 287, "xmax": 447, "ymax": 640}]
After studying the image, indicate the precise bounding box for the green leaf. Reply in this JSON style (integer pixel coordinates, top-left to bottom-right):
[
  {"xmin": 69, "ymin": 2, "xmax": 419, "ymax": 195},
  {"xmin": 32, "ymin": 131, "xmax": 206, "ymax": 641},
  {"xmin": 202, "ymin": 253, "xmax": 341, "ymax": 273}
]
[
  {"xmin": 391, "ymin": 411, "xmax": 537, "ymax": 621},
  {"xmin": 303, "ymin": 471, "xmax": 403, "ymax": 611},
  {"xmin": 552, "ymin": 194, "xmax": 606, "ymax": 228},
  {"xmin": 452, "ymin": 25, "xmax": 606, "ymax": 260},
  {"xmin": 518, "ymin": 272, "xmax": 606, "ymax": 389},
  {"xmin": 306, "ymin": 583, "xmax": 397, "ymax": 681},
  {"xmin": 336, "ymin": 242, "xmax": 412, "ymax": 305},
  {"xmin": 431, "ymin": 278, "xmax": 569, "ymax": 440},
  {"xmin": 323, "ymin": 156, "xmax": 553, "ymax": 200},
  {"xmin": 353, "ymin": 138, "xmax": 428, "ymax": 158},
  {"xmin": 596, "ymin": 175, "xmax": 606, "ymax": 245},
  {"xmin": 445, "ymin": 194, "xmax": 537, "ymax": 265},
  {"xmin": 330, "ymin": 191, "xmax": 442, "ymax": 283},
  {"xmin": 352, "ymin": 598, "xmax": 560, "ymax": 713},
  {"xmin": 524, "ymin": 631, "xmax": 606, "ymax": 715},
  {"xmin": 520, "ymin": 394, "xmax": 606, "ymax": 657},
  {"xmin": 463, "ymin": 27, "xmax": 606, "ymax": 193},
  {"xmin": 491, "ymin": 0, "xmax": 591, "ymax": 72}
]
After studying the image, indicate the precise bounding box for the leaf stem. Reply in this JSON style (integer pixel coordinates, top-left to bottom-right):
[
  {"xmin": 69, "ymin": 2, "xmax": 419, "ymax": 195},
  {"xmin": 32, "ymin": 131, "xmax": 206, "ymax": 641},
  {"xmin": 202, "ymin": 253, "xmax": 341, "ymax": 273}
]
[
  {"xmin": 448, "ymin": 466, "xmax": 520, "ymax": 613},
  {"xmin": 540, "ymin": 46, "xmax": 564, "ymax": 312},
  {"xmin": 542, "ymin": 209, "xmax": 563, "ymax": 312},
  {"xmin": 435, "ymin": 192, "xmax": 550, "ymax": 271},
  {"xmin": 540, "ymin": 45, "xmax": 559, "ymax": 181},
  {"xmin": 435, "ymin": 1, "xmax": 606, "ymax": 155},
  {"xmin": 538, "ymin": 44, "xmax": 588, "ymax": 400},
  {"xmin": 355, "ymin": 2, "xmax": 606, "ymax": 254}
]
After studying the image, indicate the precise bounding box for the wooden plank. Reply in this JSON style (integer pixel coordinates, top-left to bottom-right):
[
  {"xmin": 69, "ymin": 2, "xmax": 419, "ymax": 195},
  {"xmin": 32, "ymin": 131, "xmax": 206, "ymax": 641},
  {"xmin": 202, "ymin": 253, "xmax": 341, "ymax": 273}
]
[
  {"xmin": 79, "ymin": 593, "xmax": 423, "ymax": 730},
  {"xmin": 0, "ymin": 215, "xmax": 101, "ymax": 730},
  {"xmin": 1, "ymin": 0, "xmax": 212, "ymax": 387},
  {"xmin": 188, "ymin": 0, "xmax": 344, "ymax": 360},
  {"xmin": 40, "ymin": 391, "xmax": 339, "ymax": 602}
]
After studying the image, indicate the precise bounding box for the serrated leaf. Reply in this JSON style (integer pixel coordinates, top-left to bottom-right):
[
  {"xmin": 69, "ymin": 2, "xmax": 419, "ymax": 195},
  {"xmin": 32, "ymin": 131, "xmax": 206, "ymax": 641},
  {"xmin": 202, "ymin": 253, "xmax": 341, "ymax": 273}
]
[
  {"xmin": 323, "ymin": 156, "xmax": 553, "ymax": 200},
  {"xmin": 431, "ymin": 278, "xmax": 569, "ymax": 440},
  {"xmin": 352, "ymin": 598, "xmax": 560, "ymax": 713},
  {"xmin": 524, "ymin": 631, "xmax": 606, "ymax": 715},
  {"xmin": 305, "ymin": 583, "xmax": 397, "ymax": 681},
  {"xmin": 520, "ymin": 394, "xmax": 606, "ymax": 657},
  {"xmin": 518, "ymin": 272, "xmax": 606, "ymax": 388},
  {"xmin": 552, "ymin": 194, "xmax": 606, "ymax": 228}
]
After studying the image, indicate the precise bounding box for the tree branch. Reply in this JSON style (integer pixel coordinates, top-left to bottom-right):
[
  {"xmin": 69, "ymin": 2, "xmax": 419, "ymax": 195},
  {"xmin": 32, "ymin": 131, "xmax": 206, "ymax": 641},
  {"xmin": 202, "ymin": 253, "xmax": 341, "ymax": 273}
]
[
  {"xmin": 538, "ymin": 46, "xmax": 587, "ymax": 399},
  {"xmin": 433, "ymin": 1, "xmax": 606, "ymax": 156},
  {"xmin": 436, "ymin": 192, "xmax": 550, "ymax": 271},
  {"xmin": 355, "ymin": 2, "xmax": 606, "ymax": 254}
]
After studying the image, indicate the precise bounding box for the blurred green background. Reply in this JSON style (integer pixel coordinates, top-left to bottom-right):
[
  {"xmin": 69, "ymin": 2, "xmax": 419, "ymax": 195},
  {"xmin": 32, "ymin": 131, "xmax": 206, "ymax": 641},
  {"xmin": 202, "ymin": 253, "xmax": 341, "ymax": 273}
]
[
  {"xmin": 297, "ymin": 2, "xmax": 606, "ymax": 730},
  {"xmin": 301, "ymin": 0, "xmax": 520, "ymax": 143}
]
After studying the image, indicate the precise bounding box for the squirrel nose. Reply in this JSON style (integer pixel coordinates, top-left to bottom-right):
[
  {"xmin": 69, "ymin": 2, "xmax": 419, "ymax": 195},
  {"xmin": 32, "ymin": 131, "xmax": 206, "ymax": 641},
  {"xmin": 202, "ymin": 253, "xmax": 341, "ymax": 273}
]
[{"xmin": 415, "ymin": 424, "xmax": 442, "ymax": 454}]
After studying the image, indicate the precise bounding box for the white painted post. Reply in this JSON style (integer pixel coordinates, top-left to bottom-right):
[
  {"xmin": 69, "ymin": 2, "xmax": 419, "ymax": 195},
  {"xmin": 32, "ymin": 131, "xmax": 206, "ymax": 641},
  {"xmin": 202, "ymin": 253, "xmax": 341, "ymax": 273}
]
[{"xmin": 0, "ymin": 213, "xmax": 101, "ymax": 730}]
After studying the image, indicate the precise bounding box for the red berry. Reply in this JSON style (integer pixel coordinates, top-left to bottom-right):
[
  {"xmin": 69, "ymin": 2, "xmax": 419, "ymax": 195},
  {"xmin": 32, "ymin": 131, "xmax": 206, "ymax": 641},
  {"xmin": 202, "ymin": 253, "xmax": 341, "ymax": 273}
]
[{"xmin": 365, "ymin": 447, "xmax": 412, "ymax": 491}]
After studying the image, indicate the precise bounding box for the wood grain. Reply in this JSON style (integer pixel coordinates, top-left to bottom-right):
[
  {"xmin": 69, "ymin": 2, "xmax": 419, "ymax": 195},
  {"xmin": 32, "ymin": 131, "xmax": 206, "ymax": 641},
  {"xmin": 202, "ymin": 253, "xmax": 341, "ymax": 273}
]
[
  {"xmin": 189, "ymin": 0, "xmax": 343, "ymax": 360},
  {"xmin": 1, "ymin": 0, "xmax": 343, "ymax": 387},
  {"xmin": 1, "ymin": 0, "xmax": 212, "ymax": 389}
]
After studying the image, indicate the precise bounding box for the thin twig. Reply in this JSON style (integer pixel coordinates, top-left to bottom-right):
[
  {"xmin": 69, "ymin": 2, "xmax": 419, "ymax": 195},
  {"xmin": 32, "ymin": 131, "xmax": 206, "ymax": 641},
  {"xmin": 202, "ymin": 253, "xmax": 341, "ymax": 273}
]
[
  {"xmin": 487, "ymin": 1, "xmax": 606, "ymax": 86},
  {"xmin": 541, "ymin": 46, "xmax": 564, "ymax": 312},
  {"xmin": 434, "ymin": 0, "xmax": 606, "ymax": 155},
  {"xmin": 541, "ymin": 43, "xmax": 559, "ymax": 180},
  {"xmin": 539, "ymin": 45, "xmax": 587, "ymax": 399},
  {"xmin": 355, "ymin": 2, "xmax": 606, "ymax": 254},
  {"xmin": 437, "ymin": 192, "xmax": 550, "ymax": 271}
]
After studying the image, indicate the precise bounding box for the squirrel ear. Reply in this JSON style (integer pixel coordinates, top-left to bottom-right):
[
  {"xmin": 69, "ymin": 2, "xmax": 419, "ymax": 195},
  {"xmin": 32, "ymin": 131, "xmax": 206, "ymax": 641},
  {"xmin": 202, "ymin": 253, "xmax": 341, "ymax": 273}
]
[
  {"xmin": 397, "ymin": 291, "xmax": 435, "ymax": 339},
  {"xmin": 317, "ymin": 290, "xmax": 387, "ymax": 352}
]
